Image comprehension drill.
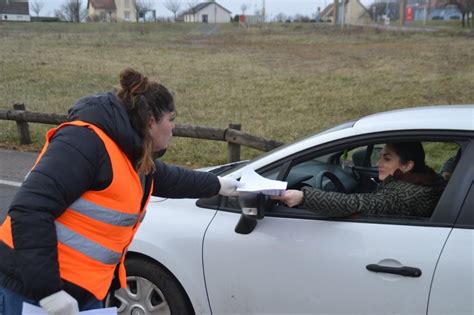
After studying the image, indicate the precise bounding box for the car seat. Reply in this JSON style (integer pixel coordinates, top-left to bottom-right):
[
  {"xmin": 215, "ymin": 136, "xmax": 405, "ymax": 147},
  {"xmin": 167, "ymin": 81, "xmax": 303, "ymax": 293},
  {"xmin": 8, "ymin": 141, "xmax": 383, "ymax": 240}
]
[{"xmin": 441, "ymin": 148, "xmax": 462, "ymax": 180}]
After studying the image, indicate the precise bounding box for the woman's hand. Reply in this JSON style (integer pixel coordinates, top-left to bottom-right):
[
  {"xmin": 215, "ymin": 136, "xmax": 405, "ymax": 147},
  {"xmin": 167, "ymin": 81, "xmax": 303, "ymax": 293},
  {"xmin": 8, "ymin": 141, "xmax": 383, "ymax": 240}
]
[
  {"xmin": 39, "ymin": 290, "xmax": 79, "ymax": 315},
  {"xmin": 272, "ymin": 190, "xmax": 304, "ymax": 207},
  {"xmin": 218, "ymin": 176, "xmax": 241, "ymax": 197}
]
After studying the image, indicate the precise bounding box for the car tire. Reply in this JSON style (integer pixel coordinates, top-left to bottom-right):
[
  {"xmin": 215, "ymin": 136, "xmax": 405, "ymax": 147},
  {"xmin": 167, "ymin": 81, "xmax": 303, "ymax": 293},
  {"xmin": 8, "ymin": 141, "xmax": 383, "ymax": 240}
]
[{"xmin": 106, "ymin": 256, "xmax": 194, "ymax": 315}]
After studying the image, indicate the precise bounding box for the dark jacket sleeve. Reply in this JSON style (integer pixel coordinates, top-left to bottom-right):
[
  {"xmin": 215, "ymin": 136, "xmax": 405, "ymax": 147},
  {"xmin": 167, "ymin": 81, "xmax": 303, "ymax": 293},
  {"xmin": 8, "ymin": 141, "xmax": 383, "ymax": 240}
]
[
  {"xmin": 8, "ymin": 126, "xmax": 110, "ymax": 301},
  {"xmin": 301, "ymin": 186, "xmax": 398, "ymax": 217},
  {"xmin": 152, "ymin": 160, "xmax": 220, "ymax": 198}
]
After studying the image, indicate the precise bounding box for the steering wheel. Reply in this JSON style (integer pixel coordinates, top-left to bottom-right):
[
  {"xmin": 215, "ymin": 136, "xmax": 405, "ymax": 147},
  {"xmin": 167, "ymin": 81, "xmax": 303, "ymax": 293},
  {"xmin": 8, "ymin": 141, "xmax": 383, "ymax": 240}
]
[{"xmin": 314, "ymin": 170, "xmax": 347, "ymax": 193}]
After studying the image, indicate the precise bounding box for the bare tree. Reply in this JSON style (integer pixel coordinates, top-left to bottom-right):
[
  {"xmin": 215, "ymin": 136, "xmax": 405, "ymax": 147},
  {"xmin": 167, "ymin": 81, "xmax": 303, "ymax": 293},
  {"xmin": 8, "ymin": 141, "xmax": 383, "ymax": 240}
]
[
  {"xmin": 186, "ymin": 0, "xmax": 199, "ymax": 10},
  {"xmin": 132, "ymin": 0, "xmax": 153, "ymax": 22},
  {"xmin": 274, "ymin": 12, "xmax": 287, "ymax": 22},
  {"xmin": 240, "ymin": 3, "xmax": 248, "ymax": 15},
  {"xmin": 31, "ymin": 0, "xmax": 44, "ymax": 18},
  {"xmin": 163, "ymin": 0, "xmax": 182, "ymax": 21},
  {"xmin": 55, "ymin": 0, "xmax": 87, "ymax": 22},
  {"xmin": 449, "ymin": 0, "xmax": 474, "ymax": 27},
  {"xmin": 293, "ymin": 14, "xmax": 311, "ymax": 22}
]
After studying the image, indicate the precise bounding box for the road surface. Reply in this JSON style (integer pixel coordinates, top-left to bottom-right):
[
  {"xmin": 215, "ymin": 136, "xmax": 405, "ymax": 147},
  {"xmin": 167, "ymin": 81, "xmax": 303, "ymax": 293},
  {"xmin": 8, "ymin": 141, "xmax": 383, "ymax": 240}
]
[{"xmin": 0, "ymin": 149, "xmax": 37, "ymax": 222}]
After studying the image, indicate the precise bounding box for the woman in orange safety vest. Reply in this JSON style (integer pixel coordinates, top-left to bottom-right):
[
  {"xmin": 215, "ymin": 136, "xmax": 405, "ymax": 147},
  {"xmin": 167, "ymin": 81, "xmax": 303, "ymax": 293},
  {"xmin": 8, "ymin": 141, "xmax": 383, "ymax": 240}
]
[{"xmin": 0, "ymin": 68, "xmax": 240, "ymax": 314}]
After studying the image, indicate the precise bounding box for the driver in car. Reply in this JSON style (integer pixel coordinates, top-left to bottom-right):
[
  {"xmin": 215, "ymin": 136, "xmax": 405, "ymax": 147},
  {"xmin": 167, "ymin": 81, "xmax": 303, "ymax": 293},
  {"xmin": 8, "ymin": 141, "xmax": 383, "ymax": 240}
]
[{"xmin": 273, "ymin": 142, "xmax": 445, "ymax": 218}]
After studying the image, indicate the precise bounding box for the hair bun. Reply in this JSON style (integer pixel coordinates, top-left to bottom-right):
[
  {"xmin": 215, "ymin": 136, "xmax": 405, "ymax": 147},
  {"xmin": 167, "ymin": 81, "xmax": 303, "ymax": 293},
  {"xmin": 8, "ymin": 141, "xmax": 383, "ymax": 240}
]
[{"xmin": 119, "ymin": 67, "xmax": 149, "ymax": 95}]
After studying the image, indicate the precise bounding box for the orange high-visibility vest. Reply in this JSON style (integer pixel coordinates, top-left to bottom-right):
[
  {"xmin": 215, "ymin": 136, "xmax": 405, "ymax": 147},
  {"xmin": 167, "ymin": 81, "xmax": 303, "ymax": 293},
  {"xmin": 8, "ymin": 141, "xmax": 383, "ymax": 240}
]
[{"xmin": 0, "ymin": 121, "xmax": 153, "ymax": 300}]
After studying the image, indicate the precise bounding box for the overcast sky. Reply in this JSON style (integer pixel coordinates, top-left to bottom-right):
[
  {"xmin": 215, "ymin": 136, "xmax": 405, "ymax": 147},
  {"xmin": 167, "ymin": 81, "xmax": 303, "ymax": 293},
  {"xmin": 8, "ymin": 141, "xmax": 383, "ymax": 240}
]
[{"xmin": 38, "ymin": 0, "xmax": 352, "ymax": 19}]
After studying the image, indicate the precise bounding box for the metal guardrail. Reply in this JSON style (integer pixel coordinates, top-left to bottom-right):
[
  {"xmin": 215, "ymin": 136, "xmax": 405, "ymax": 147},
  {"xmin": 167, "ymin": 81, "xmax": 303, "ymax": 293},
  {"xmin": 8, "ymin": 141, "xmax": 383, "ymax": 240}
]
[{"xmin": 0, "ymin": 103, "xmax": 284, "ymax": 163}]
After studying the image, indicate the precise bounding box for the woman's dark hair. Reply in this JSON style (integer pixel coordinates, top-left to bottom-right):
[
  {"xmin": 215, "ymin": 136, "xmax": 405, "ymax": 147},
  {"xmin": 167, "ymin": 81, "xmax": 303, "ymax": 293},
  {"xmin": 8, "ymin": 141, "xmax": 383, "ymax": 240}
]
[
  {"xmin": 117, "ymin": 67, "xmax": 176, "ymax": 174},
  {"xmin": 386, "ymin": 141, "xmax": 427, "ymax": 173}
]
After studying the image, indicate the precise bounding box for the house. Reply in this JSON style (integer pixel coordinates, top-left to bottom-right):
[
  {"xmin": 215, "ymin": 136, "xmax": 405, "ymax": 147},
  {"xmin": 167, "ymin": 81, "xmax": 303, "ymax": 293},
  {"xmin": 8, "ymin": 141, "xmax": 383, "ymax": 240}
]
[
  {"xmin": 320, "ymin": 3, "xmax": 335, "ymax": 22},
  {"xmin": 87, "ymin": 0, "xmax": 137, "ymax": 22},
  {"xmin": 320, "ymin": 0, "xmax": 371, "ymax": 25},
  {"xmin": 0, "ymin": 0, "xmax": 30, "ymax": 22},
  {"xmin": 181, "ymin": 1, "xmax": 231, "ymax": 23},
  {"xmin": 340, "ymin": 0, "xmax": 372, "ymax": 25}
]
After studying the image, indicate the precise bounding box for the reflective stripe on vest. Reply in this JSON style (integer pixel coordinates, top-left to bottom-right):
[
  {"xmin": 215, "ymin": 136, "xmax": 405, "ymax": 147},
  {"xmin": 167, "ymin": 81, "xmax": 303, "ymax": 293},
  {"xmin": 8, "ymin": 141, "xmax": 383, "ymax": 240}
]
[
  {"xmin": 69, "ymin": 198, "xmax": 139, "ymax": 227},
  {"xmin": 56, "ymin": 221, "xmax": 122, "ymax": 265}
]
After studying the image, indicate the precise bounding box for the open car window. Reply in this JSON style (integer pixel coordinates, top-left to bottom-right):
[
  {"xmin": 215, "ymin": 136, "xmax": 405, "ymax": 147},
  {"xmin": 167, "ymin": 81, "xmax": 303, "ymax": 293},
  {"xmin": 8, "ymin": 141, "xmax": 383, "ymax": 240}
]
[
  {"xmin": 216, "ymin": 136, "xmax": 466, "ymax": 227},
  {"xmin": 266, "ymin": 140, "xmax": 462, "ymax": 223}
]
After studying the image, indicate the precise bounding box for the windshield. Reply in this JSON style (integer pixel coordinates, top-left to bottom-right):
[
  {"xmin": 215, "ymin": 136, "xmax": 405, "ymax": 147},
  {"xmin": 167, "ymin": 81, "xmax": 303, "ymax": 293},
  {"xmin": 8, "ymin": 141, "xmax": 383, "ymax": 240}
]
[
  {"xmin": 208, "ymin": 160, "xmax": 249, "ymax": 175},
  {"xmin": 219, "ymin": 120, "xmax": 355, "ymax": 176}
]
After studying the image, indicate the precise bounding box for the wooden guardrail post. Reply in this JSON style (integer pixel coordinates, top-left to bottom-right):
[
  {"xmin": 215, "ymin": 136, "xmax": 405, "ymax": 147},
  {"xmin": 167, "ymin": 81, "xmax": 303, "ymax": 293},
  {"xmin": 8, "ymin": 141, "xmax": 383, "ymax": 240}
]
[
  {"xmin": 227, "ymin": 123, "xmax": 241, "ymax": 163},
  {"xmin": 13, "ymin": 103, "xmax": 31, "ymax": 145}
]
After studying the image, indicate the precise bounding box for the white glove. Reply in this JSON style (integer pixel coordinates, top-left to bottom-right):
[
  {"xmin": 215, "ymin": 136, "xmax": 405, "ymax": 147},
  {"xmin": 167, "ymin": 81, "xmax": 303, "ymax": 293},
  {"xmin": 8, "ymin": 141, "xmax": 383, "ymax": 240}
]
[
  {"xmin": 218, "ymin": 176, "xmax": 241, "ymax": 197},
  {"xmin": 39, "ymin": 290, "xmax": 79, "ymax": 315}
]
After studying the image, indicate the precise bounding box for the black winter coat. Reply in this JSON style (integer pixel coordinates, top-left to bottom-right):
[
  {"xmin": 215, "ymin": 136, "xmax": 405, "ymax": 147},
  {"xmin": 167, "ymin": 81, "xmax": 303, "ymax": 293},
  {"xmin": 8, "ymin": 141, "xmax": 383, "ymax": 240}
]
[{"xmin": 0, "ymin": 92, "xmax": 220, "ymax": 304}]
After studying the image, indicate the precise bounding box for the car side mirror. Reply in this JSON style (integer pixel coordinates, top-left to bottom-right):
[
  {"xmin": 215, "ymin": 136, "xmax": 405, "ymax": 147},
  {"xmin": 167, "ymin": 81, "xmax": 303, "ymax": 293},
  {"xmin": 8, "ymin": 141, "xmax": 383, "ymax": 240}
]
[
  {"xmin": 239, "ymin": 192, "xmax": 266, "ymax": 219},
  {"xmin": 235, "ymin": 193, "xmax": 267, "ymax": 235}
]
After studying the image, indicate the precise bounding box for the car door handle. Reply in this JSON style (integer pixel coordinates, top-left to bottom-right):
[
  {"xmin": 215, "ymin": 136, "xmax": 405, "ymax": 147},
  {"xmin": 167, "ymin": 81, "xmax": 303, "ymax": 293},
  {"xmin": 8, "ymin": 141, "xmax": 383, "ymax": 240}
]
[{"xmin": 366, "ymin": 264, "xmax": 422, "ymax": 277}]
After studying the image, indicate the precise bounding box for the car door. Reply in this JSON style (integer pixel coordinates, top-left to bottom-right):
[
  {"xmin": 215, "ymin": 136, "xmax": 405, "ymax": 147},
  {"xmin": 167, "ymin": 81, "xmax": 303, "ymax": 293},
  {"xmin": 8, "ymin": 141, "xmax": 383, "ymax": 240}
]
[
  {"xmin": 202, "ymin": 137, "xmax": 463, "ymax": 314},
  {"xmin": 203, "ymin": 210, "xmax": 452, "ymax": 314}
]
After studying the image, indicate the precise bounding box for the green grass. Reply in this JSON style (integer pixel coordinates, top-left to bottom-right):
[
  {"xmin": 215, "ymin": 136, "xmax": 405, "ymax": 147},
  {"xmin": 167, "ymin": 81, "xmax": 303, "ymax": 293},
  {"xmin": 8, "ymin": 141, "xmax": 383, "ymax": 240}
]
[{"xmin": 1, "ymin": 22, "xmax": 473, "ymax": 167}]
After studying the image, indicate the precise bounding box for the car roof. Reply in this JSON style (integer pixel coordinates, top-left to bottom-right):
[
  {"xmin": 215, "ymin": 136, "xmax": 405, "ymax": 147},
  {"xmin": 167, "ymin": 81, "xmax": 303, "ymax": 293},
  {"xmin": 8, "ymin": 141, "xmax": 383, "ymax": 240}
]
[
  {"xmin": 353, "ymin": 105, "xmax": 474, "ymax": 134},
  {"xmin": 229, "ymin": 105, "xmax": 473, "ymax": 178}
]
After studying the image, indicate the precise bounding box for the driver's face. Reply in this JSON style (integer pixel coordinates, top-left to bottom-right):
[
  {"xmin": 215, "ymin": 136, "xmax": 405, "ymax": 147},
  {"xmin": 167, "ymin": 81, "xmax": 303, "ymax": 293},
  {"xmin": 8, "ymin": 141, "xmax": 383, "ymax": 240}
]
[{"xmin": 376, "ymin": 144, "xmax": 405, "ymax": 181}]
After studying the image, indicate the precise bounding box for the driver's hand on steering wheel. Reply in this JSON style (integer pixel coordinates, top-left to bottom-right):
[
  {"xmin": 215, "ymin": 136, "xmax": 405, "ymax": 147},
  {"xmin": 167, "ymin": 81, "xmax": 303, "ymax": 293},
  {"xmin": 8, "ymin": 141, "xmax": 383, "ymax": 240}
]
[{"xmin": 272, "ymin": 190, "xmax": 304, "ymax": 208}]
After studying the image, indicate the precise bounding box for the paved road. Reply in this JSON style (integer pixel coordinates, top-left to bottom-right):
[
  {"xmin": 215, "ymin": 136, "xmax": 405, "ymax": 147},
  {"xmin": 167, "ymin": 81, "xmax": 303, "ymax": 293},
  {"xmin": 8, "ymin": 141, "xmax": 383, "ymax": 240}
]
[{"xmin": 0, "ymin": 149, "xmax": 37, "ymax": 222}]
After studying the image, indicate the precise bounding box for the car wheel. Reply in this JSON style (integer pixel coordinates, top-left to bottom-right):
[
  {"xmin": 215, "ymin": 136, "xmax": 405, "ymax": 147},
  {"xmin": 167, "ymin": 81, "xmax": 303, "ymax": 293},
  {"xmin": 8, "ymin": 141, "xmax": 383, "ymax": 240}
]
[{"xmin": 106, "ymin": 256, "xmax": 194, "ymax": 315}]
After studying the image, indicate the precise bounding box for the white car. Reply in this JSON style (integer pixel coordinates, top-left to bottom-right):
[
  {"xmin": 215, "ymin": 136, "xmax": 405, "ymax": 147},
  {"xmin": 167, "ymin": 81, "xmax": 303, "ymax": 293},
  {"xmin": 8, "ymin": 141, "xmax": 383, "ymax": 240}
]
[{"xmin": 107, "ymin": 105, "xmax": 474, "ymax": 315}]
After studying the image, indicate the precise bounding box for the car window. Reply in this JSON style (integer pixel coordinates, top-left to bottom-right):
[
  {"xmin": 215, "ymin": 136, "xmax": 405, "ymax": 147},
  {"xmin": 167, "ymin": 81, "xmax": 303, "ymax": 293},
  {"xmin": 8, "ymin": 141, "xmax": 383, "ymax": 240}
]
[
  {"xmin": 339, "ymin": 145, "xmax": 381, "ymax": 169},
  {"xmin": 423, "ymin": 142, "xmax": 460, "ymax": 180},
  {"xmin": 267, "ymin": 140, "xmax": 462, "ymax": 222},
  {"xmin": 364, "ymin": 142, "xmax": 460, "ymax": 172},
  {"xmin": 217, "ymin": 138, "xmax": 465, "ymax": 224}
]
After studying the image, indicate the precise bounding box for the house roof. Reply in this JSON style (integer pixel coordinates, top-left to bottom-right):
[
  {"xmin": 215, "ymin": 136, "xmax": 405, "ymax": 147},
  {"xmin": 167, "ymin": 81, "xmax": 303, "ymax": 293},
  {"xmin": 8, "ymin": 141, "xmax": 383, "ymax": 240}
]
[
  {"xmin": 320, "ymin": 3, "xmax": 334, "ymax": 18},
  {"xmin": 182, "ymin": 1, "xmax": 231, "ymax": 15},
  {"xmin": 0, "ymin": 1, "xmax": 29, "ymax": 15},
  {"xmin": 87, "ymin": 0, "xmax": 116, "ymax": 10},
  {"xmin": 320, "ymin": 0, "xmax": 370, "ymax": 18},
  {"xmin": 354, "ymin": 0, "xmax": 372, "ymax": 18}
]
